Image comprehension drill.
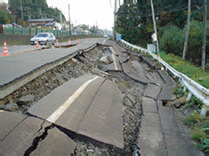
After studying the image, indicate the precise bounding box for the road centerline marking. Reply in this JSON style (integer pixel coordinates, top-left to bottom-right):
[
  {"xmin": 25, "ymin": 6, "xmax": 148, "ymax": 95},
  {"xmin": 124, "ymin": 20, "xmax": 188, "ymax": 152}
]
[
  {"xmin": 110, "ymin": 47, "xmax": 119, "ymax": 70},
  {"xmin": 103, "ymin": 38, "xmax": 107, "ymax": 44},
  {"xmin": 47, "ymin": 76, "xmax": 99, "ymax": 123}
]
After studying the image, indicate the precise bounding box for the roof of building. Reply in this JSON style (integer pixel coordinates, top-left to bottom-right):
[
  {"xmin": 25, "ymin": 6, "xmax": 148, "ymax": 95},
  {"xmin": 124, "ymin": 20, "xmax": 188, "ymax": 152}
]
[{"xmin": 27, "ymin": 18, "xmax": 54, "ymax": 23}]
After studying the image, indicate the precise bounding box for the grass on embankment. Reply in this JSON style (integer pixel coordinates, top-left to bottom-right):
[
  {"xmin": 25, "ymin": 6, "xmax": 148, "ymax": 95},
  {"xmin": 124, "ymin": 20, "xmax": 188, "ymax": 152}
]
[
  {"xmin": 159, "ymin": 51, "xmax": 209, "ymax": 153},
  {"xmin": 183, "ymin": 111, "xmax": 209, "ymax": 153},
  {"xmin": 160, "ymin": 52, "xmax": 209, "ymax": 89}
]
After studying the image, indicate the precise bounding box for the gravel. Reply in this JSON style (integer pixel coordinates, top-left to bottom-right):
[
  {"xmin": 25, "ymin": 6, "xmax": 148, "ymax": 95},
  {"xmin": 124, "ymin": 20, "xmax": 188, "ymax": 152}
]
[{"xmin": 0, "ymin": 44, "xmax": 156, "ymax": 155}]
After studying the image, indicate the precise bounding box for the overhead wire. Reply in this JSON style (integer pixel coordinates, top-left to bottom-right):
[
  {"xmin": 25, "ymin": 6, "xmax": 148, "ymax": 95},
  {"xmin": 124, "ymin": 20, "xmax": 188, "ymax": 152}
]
[{"xmin": 117, "ymin": 3, "xmax": 202, "ymax": 19}]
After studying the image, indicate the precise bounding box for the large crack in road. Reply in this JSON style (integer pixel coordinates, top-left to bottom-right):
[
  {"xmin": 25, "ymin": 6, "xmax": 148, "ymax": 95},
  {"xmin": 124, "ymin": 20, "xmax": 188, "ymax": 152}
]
[{"xmin": 0, "ymin": 42, "xmax": 176, "ymax": 156}]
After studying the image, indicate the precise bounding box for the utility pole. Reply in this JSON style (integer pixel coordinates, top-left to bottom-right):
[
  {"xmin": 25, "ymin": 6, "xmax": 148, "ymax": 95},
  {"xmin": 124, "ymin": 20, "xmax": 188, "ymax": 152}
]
[
  {"xmin": 60, "ymin": 13, "xmax": 63, "ymax": 39},
  {"xmin": 182, "ymin": 0, "xmax": 191, "ymax": 60},
  {"xmin": 60, "ymin": 13, "xmax": 63, "ymax": 24},
  {"xmin": 113, "ymin": 0, "xmax": 117, "ymax": 40},
  {"xmin": 68, "ymin": 4, "xmax": 71, "ymax": 35},
  {"xmin": 150, "ymin": 0, "xmax": 159, "ymax": 53},
  {"xmin": 20, "ymin": 0, "xmax": 24, "ymax": 21},
  {"xmin": 202, "ymin": 0, "xmax": 207, "ymax": 71},
  {"xmin": 39, "ymin": 8, "xmax": 42, "ymax": 19}
]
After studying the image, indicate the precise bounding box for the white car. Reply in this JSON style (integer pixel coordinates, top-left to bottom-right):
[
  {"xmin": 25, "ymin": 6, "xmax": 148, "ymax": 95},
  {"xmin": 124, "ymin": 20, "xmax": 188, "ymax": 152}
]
[
  {"xmin": 30, "ymin": 32, "xmax": 56, "ymax": 45},
  {"xmin": 103, "ymin": 34, "xmax": 108, "ymax": 38}
]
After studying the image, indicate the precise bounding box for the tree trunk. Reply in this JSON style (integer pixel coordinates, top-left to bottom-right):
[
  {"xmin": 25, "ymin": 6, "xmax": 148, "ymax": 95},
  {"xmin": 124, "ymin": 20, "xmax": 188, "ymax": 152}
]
[
  {"xmin": 182, "ymin": 0, "xmax": 191, "ymax": 60},
  {"xmin": 202, "ymin": 0, "xmax": 207, "ymax": 71}
]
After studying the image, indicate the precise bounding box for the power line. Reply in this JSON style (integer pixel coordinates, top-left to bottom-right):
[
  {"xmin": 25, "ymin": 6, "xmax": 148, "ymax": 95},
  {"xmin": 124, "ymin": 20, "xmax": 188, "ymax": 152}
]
[
  {"xmin": 117, "ymin": 4, "xmax": 201, "ymax": 19},
  {"xmin": 118, "ymin": 1, "xmax": 202, "ymax": 16}
]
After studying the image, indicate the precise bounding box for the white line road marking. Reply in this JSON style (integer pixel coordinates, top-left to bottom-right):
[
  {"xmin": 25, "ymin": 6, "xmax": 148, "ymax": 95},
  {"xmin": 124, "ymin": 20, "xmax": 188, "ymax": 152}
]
[
  {"xmin": 103, "ymin": 38, "xmax": 107, "ymax": 44},
  {"xmin": 109, "ymin": 47, "xmax": 119, "ymax": 70},
  {"xmin": 47, "ymin": 76, "xmax": 99, "ymax": 123}
]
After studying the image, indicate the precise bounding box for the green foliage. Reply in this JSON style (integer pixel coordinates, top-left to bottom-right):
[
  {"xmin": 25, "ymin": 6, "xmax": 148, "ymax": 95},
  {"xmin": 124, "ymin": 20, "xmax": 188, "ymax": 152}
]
[
  {"xmin": 160, "ymin": 52, "xmax": 209, "ymax": 88},
  {"xmin": 116, "ymin": 1, "xmax": 207, "ymax": 67},
  {"xmin": 8, "ymin": 0, "xmax": 66, "ymax": 24},
  {"xmin": 189, "ymin": 96, "xmax": 203, "ymax": 109},
  {"xmin": 159, "ymin": 25, "xmax": 184, "ymax": 56},
  {"xmin": 199, "ymin": 139, "xmax": 209, "ymax": 152},
  {"xmin": 184, "ymin": 111, "xmax": 203, "ymax": 126},
  {"xmin": 116, "ymin": 4, "xmax": 152, "ymax": 47},
  {"xmin": 174, "ymin": 83, "xmax": 184, "ymax": 98},
  {"xmin": 159, "ymin": 20, "xmax": 209, "ymax": 66},
  {"xmin": 0, "ymin": 9, "xmax": 9, "ymax": 24},
  {"xmin": 186, "ymin": 21, "xmax": 203, "ymax": 65},
  {"xmin": 191, "ymin": 127, "xmax": 206, "ymax": 142},
  {"xmin": 183, "ymin": 111, "xmax": 209, "ymax": 153}
]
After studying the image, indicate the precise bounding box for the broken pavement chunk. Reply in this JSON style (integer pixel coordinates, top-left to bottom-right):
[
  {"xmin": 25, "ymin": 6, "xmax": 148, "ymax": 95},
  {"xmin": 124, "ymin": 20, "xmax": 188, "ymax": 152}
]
[{"xmin": 17, "ymin": 94, "xmax": 35, "ymax": 106}]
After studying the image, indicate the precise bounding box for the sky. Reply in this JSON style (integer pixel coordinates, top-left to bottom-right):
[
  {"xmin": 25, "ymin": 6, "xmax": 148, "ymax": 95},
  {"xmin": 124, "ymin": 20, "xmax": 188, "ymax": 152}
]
[
  {"xmin": 46, "ymin": 0, "xmax": 118, "ymax": 30},
  {"xmin": 3, "ymin": 0, "xmax": 123, "ymax": 30}
]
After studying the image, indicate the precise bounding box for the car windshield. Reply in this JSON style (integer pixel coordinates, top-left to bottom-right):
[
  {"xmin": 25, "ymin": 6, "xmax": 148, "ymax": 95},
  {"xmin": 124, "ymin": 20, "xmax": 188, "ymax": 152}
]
[{"xmin": 36, "ymin": 34, "xmax": 48, "ymax": 37}]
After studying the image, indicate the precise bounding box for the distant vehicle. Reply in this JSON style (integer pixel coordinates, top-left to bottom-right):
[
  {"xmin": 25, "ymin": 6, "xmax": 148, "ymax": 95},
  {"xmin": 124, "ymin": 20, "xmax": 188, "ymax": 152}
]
[
  {"xmin": 30, "ymin": 32, "xmax": 56, "ymax": 45},
  {"xmin": 103, "ymin": 34, "xmax": 108, "ymax": 38}
]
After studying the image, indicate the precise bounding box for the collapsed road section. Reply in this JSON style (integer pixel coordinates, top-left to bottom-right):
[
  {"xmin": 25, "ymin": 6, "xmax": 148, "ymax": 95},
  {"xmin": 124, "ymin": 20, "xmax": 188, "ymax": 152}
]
[{"xmin": 0, "ymin": 39, "xmax": 202, "ymax": 156}]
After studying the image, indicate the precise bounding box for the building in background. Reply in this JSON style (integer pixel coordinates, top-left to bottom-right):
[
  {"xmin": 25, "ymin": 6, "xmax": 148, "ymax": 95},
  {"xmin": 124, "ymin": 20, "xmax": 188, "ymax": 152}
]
[
  {"xmin": 0, "ymin": 0, "xmax": 9, "ymax": 10},
  {"xmin": 28, "ymin": 18, "xmax": 55, "ymax": 28}
]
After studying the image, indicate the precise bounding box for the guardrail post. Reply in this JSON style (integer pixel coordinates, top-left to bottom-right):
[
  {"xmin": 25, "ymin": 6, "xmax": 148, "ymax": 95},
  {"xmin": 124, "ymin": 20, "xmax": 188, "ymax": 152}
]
[
  {"xmin": 200, "ymin": 105, "xmax": 209, "ymax": 117},
  {"xmin": 186, "ymin": 92, "xmax": 192, "ymax": 102},
  {"xmin": 183, "ymin": 87, "xmax": 187, "ymax": 92},
  {"xmin": 122, "ymin": 39, "xmax": 209, "ymax": 118}
]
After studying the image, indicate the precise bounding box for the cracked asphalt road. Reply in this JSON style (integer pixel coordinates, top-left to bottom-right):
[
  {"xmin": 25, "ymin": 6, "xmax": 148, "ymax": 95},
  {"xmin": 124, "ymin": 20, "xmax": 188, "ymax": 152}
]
[{"xmin": 0, "ymin": 39, "xmax": 203, "ymax": 156}]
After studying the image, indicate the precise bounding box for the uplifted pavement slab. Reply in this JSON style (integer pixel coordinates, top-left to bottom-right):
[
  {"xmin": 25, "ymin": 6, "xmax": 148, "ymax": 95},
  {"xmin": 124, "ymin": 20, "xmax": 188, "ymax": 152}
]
[
  {"xmin": 78, "ymin": 79, "xmax": 124, "ymax": 149},
  {"xmin": 28, "ymin": 75, "xmax": 124, "ymax": 149},
  {"xmin": 138, "ymin": 98, "xmax": 167, "ymax": 156},
  {"xmin": 158, "ymin": 70, "xmax": 176, "ymax": 101},
  {"xmin": 55, "ymin": 76, "xmax": 106, "ymax": 133},
  {"xmin": 0, "ymin": 111, "xmax": 43, "ymax": 156},
  {"xmin": 143, "ymin": 83, "xmax": 161, "ymax": 99},
  {"xmin": 28, "ymin": 74, "xmax": 97, "ymax": 119},
  {"xmin": 31, "ymin": 127, "xmax": 76, "ymax": 156},
  {"xmin": 122, "ymin": 61, "xmax": 149, "ymax": 84},
  {"xmin": 0, "ymin": 111, "xmax": 26, "ymax": 141},
  {"xmin": 0, "ymin": 111, "xmax": 76, "ymax": 156},
  {"xmin": 142, "ymin": 97, "xmax": 158, "ymax": 113}
]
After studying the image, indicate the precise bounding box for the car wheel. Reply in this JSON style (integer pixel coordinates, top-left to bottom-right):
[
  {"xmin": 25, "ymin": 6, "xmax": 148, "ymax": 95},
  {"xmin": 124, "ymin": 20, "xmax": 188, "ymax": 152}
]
[{"xmin": 45, "ymin": 40, "xmax": 49, "ymax": 46}]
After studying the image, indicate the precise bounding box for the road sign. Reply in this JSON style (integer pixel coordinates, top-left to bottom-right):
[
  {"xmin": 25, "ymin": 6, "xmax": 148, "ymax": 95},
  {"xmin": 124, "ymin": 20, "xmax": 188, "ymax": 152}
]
[{"xmin": 116, "ymin": 33, "xmax": 122, "ymax": 41}]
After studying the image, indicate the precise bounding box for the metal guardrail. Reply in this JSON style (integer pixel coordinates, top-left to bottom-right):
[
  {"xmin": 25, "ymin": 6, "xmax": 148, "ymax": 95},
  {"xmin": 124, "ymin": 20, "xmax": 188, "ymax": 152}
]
[{"xmin": 121, "ymin": 39, "xmax": 209, "ymax": 116}]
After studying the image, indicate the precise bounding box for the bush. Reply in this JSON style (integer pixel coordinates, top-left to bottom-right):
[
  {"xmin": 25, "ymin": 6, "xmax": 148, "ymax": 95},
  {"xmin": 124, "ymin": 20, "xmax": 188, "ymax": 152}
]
[
  {"xmin": 191, "ymin": 127, "xmax": 206, "ymax": 142},
  {"xmin": 160, "ymin": 52, "xmax": 209, "ymax": 88},
  {"xmin": 186, "ymin": 21, "xmax": 203, "ymax": 65},
  {"xmin": 0, "ymin": 10, "xmax": 9, "ymax": 24},
  {"xmin": 160, "ymin": 20, "xmax": 209, "ymax": 66},
  {"xmin": 184, "ymin": 111, "xmax": 203, "ymax": 126},
  {"xmin": 183, "ymin": 110, "xmax": 209, "ymax": 153},
  {"xmin": 159, "ymin": 25, "xmax": 184, "ymax": 56}
]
